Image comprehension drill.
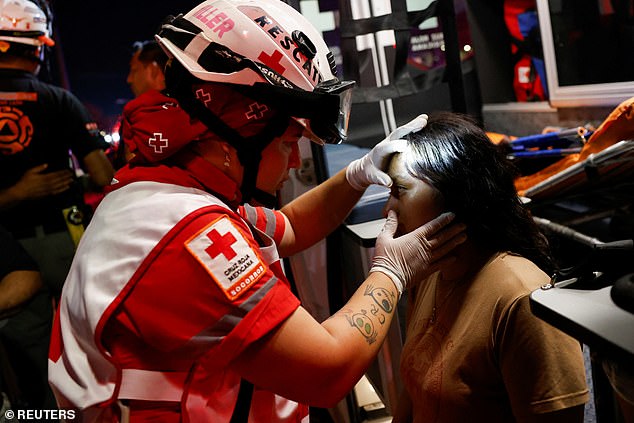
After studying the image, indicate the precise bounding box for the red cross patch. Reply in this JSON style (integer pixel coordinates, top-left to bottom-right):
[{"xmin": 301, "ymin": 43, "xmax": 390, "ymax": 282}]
[
  {"xmin": 245, "ymin": 102, "xmax": 269, "ymax": 120},
  {"xmin": 185, "ymin": 217, "xmax": 266, "ymax": 300},
  {"xmin": 195, "ymin": 88, "xmax": 212, "ymax": 107},
  {"xmin": 148, "ymin": 132, "xmax": 168, "ymax": 154}
]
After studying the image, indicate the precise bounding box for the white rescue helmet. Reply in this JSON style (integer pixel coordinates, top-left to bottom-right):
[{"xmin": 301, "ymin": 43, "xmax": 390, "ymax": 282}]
[
  {"xmin": 0, "ymin": 0, "xmax": 54, "ymax": 47},
  {"xmin": 156, "ymin": 0, "xmax": 354, "ymax": 144}
]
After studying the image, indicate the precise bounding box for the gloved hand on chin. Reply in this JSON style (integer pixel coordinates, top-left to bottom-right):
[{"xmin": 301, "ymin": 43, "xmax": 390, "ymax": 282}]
[
  {"xmin": 371, "ymin": 210, "xmax": 466, "ymax": 297},
  {"xmin": 345, "ymin": 114, "xmax": 428, "ymax": 191}
]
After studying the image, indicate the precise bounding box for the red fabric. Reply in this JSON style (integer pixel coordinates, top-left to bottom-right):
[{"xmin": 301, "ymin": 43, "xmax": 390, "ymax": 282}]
[
  {"xmin": 189, "ymin": 82, "xmax": 277, "ymax": 139},
  {"xmin": 237, "ymin": 204, "xmax": 287, "ymax": 247},
  {"xmin": 49, "ymin": 304, "xmax": 63, "ymax": 362},
  {"xmin": 271, "ymin": 212, "xmax": 286, "ymax": 245},
  {"xmin": 504, "ymin": 0, "xmax": 547, "ymax": 101},
  {"xmin": 122, "ymin": 90, "xmax": 207, "ymax": 163},
  {"xmin": 107, "ymin": 153, "xmax": 242, "ymax": 207},
  {"xmin": 103, "ymin": 205, "xmax": 298, "ymax": 367},
  {"xmin": 84, "ymin": 191, "xmax": 105, "ymax": 213},
  {"xmin": 512, "ymin": 56, "xmax": 546, "ymax": 102},
  {"xmin": 100, "ymin": 204, "xmax": 301, "ymax": 421},
  {"xmin": 122, "ymin": 84, "xmax": 280, "ymax": 164},
  {"xmin": 504, "ymin": 0, "xmax": 537, "ymax": 47}
]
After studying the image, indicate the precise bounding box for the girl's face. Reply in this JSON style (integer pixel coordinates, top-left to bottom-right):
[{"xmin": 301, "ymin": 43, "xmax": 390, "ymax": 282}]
[{"xmin": 383, "ymin": 152, "xmax": 445, "ymax": 237}]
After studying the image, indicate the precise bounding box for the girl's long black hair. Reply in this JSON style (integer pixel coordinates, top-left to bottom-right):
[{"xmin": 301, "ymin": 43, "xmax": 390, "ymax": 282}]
[{"xmin": 405, "ymin": 112, "xmax": 554, "ymax": 274}]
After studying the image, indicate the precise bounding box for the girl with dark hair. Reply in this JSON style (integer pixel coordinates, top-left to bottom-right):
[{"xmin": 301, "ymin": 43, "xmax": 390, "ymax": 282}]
[{"xmin": 389, "ymin": 112, "xmax": 589, "ymax": 422}]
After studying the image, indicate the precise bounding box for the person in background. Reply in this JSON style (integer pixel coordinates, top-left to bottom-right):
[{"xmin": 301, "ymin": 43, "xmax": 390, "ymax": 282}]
[
  {"xmin": 389, "ymin": 112, "xmax": 589, "ymax": 423},
  {"xmin": 48, "ymin": 1, "xmax": 466, "ymax": 421},
  {"xmin": 126, "ymin": 39, "xmax": 168, "ymax": 98},
  {"xmin": 112, "ymin": 39, "xmax": 169, "ymax": 168},
  {"xmin": 0, "ymin": 0, "xmax": 114, "ymax": 301},
  {"xmin": 0, "ymin": 224, "xmax": 55, "ymax": 417}
]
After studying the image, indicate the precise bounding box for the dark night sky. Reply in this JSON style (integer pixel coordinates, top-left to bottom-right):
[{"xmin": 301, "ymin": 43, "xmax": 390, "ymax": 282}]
[{"xmin": 48, "ymin": 1, "xmax": 201, "ymax": 130}]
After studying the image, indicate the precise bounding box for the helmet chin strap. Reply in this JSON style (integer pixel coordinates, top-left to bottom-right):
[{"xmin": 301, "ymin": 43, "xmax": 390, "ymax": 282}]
[
  {"xmin": 232, "ymin": 112, "xmax": 288, "ymax": 205},
  {"xmin": 166, "ymin": 62, "xmax": 289, "ymax": 206},
  {"xmin": 250, "ymin": 189, "xmax": 279, "ymax": 209}
]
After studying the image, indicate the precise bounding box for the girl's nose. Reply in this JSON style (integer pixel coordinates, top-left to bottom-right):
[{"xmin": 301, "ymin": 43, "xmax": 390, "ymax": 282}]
[{"xmin": 382, "ymin": 196, "xmax": 397, "ymax": 218}]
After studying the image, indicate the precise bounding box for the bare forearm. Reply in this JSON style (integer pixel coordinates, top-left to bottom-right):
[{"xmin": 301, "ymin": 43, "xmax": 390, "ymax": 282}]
[
  {"xmin": 280, "ymin": 167, "xmax": 363, "ymax": 256},
  {"xmin": 0, "ymin": 271, "xmax": 43, "ymax": 319},
  {"xmin": 0, "ymin": 187, "xmax": 21, "ymax": 211},
  {"xmin": 82, "ymin": 150, "xmax": 114, "ymax": 188},
  {"xmin": 318, "ymin": 272, "xmax": 400, "ymax": 401},
  {"xmin": 232, "ymin": 210, "xmax": 446, "ymax": 406},
  {"xmin": 234, "ymin": 272, "xmax": 400, "ymax": 407}
]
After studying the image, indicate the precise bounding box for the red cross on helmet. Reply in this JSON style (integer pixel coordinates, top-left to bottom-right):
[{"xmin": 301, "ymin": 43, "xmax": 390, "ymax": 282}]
[
  {"xmin": 156, "ymin": 0, "xmax": 354, "ymax": 145},
  {"xmin": 0, "ymin": 0, "xmax": 54, "ymax": 48}
]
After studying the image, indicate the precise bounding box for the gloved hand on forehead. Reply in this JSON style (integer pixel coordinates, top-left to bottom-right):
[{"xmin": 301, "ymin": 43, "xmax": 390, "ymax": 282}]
[{"xmin": 346, "ymin": 114, "xmax": 428, "ymax": 191}]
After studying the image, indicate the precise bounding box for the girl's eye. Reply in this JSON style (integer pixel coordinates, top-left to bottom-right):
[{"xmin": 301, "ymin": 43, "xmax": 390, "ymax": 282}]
[{"xmin": 390, "ymin": 185, "xmax": 405, "ymax": 198}]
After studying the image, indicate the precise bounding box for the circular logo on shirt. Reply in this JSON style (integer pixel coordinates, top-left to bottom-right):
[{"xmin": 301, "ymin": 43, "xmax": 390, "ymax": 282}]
[{"xmin": 0, "ymin": 106, "xmax": 34, "ymax": 155}]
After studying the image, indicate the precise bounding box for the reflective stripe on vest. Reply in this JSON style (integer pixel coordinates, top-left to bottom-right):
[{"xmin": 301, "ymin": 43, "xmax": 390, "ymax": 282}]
[{"xmin": 118, "ymin": 369, "xmax": 189, "ymax": 402}]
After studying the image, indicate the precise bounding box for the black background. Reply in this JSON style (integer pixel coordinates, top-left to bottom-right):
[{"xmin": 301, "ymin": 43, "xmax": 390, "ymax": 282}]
[{"xmin": 48, "ymin": 1, "xmax": 201, "ymax": 131}]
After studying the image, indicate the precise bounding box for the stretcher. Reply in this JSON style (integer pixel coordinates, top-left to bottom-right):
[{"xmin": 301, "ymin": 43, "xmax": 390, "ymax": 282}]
[
  {"xmin": 516, "ymin": 96, "xmax": 634, "ymax": 196},
  {"xmin": 519, "ymin": 100, "xmax": 634, "ymax": 405},
  {"xmin": 507, "ymin": 126, "xmax": 590, "ymax": 153},
  {"xmin": 511, "ymin": 96, "xmax": 634, "ymax": 274},
  {"xmin": 530, "ymin": 282, "xmax": 634, "ymax": 362},
  {"xmin": 529, "ymin": 219, "xmax": 634, "ymax": 363},
  {"xmin": 522, "ymin": 140, "xmax": 634, "ymax": 199}
]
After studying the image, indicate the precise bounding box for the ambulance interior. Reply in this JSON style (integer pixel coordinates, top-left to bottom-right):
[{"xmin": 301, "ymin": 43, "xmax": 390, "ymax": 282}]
[{"xmin": 279, "ymin": 0, "xmax": 634, "ymax": 422}]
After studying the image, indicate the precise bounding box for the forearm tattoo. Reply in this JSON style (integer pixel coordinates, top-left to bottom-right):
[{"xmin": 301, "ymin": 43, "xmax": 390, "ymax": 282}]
[
  {"xmin": 364, "ymin": 284, "xmax": 395, "ymax": 313},
  {"xmin": 339, "ymin": 284, "xmax": 397, "ymax": 345}
]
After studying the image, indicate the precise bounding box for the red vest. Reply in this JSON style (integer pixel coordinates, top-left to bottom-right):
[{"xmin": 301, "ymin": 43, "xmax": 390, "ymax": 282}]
[{"xmin": 49, "ymin": 176, "xmax": 307, "ymax": 422}]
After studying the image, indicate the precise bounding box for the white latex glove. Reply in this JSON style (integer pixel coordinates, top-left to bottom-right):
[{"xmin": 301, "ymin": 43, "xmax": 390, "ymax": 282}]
[
  {"xmin": 346, "ymin": 114, "xmax": 428, "ymax": 191},
  {"xmin": 370, "ymin": 210, "xmax": 465, "ymax": 296}
]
